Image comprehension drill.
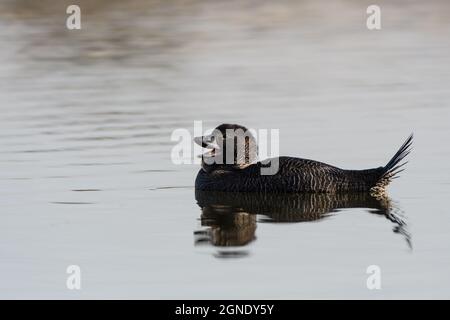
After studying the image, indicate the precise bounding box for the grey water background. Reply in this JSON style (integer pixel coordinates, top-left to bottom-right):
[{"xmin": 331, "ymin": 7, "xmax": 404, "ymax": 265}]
[{"xmin": 1, "ymin": 0, "xmax": 450, "ymax": 299}]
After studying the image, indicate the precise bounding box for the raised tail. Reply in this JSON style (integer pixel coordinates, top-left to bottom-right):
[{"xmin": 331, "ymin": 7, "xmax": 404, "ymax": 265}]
[{"xmin": 370, "ymin": 134, "xmax": 413, "ymax": 196}]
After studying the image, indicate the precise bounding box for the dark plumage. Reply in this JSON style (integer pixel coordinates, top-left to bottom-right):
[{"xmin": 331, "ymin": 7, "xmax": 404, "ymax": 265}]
[{"xmin": 194, "ymin": 124, "xmax": 413, "ymax": 195}]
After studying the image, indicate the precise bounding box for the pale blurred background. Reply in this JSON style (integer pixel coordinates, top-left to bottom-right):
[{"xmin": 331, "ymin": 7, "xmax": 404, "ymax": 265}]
[{"xmin": 1, "ymin": 0, "xmax": 450, "ymax": 298}]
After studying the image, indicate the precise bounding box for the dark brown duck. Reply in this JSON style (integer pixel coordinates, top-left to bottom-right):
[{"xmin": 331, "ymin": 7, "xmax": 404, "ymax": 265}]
[{"xmin": 194, "ymin": 124, "xmax": 413, "ymax": 195}]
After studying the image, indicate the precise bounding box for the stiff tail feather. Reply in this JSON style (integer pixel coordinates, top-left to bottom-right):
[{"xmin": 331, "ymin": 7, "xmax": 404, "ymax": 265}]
[{"xmin": 370, "ymin": 134, "xmax": 413, "ymax": 196}]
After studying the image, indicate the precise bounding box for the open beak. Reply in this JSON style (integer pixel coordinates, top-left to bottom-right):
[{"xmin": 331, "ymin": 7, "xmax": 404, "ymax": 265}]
[
  {"xmin": 194, "ymin": 135, "xmax": 215, "ymax": 149},
  {"xmin": 194, "ymin": 134, "xmax": 220, "ymax": 159}
]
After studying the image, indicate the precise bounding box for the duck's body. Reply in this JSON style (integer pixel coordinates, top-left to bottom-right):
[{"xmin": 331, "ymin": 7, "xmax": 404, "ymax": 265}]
[
  {"xmin": 196, "ymin": 157, "xmax": 382, "ymax": 193},
  {"xmin": 194, "ymin": 124, "xmax": 412, "ymax": 195}
]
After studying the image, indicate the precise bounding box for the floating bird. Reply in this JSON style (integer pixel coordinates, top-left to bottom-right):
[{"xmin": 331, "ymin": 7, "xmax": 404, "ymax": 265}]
[{"xmin": 194, "ymin": 124, "xmax": 412, "ymax": 196}]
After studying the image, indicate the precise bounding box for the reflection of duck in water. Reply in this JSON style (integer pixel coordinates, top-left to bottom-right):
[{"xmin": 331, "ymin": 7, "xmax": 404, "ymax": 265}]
[
  {"xmin": 194, "ymin": 190, "xmax": 411, "ymax": 255},
  {"xmin": 195, "ymin": 124, "xmax": 412, "ymax": 196}
]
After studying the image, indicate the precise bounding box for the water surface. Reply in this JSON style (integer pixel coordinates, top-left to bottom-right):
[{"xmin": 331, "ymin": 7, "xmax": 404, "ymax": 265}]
[{"xmin": 1, "ymin": 0, "xmax": 450, "ymax": 299}]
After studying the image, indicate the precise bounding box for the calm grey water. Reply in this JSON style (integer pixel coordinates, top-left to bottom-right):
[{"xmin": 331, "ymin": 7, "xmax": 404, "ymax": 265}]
[{"xmin": 1, "ymin": 0, "xmax": 450, "ymax": 299}]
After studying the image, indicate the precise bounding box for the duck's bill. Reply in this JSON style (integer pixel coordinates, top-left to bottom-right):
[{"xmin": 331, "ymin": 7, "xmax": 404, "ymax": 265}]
[
  {"xmin": 194, "ymin": 135, "xmax": 218, "ymax": 149},
  {"xmin": 194, "ymin": 135, "xmax": 220, "ymax": 158}
]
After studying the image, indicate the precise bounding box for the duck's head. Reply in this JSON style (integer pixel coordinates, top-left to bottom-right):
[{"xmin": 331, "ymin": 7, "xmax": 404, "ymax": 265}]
[{"xmin": 194, "ymin": 123, "xmax": 258, "ymax": 173}]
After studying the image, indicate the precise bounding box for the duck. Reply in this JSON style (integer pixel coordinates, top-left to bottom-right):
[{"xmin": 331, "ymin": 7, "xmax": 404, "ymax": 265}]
[{"xmin": 194, "ymin": 124, "xmax": 413, "ymax": 195}]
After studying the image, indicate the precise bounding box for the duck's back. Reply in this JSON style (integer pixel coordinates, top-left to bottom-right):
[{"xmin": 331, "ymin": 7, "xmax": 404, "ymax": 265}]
[{"xmin": 195, "ymin": 156, "xmax": 383, "ymax": 193}]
